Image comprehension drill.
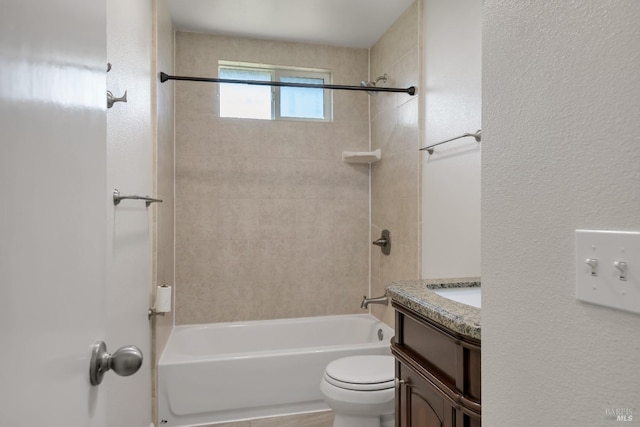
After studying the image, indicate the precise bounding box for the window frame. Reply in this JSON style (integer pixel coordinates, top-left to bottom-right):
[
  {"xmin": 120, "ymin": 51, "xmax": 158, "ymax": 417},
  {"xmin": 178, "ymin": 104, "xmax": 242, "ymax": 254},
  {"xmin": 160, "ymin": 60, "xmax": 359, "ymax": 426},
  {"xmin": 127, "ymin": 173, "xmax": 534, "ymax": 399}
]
[{"xmin": 218, "ymin": 61, "xmax": 332, "ymax": 122}]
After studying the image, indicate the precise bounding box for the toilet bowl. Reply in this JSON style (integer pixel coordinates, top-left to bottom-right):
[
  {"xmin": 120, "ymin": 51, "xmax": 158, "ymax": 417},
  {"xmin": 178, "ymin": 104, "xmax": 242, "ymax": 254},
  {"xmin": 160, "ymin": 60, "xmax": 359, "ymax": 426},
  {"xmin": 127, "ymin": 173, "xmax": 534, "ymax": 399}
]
[{"xmin": 320, "ymin": 355, "xmax": 395, "ymax": 427}]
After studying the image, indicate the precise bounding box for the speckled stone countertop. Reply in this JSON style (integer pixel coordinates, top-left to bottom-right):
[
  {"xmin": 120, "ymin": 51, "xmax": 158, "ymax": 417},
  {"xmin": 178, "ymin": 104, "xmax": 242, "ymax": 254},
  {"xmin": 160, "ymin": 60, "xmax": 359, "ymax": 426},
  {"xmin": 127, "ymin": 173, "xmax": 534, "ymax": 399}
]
[{"xmin": 386, "ymin": 278, "xmax": 481, "ymax": 341}]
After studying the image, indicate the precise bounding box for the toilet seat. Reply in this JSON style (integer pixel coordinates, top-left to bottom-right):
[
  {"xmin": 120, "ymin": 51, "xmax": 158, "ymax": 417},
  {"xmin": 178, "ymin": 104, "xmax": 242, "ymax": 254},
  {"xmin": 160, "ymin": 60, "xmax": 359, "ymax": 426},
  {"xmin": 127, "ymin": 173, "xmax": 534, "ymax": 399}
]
[{"xmin": 324, "ymin": 355, "xmax": 395, "ymax": 391}]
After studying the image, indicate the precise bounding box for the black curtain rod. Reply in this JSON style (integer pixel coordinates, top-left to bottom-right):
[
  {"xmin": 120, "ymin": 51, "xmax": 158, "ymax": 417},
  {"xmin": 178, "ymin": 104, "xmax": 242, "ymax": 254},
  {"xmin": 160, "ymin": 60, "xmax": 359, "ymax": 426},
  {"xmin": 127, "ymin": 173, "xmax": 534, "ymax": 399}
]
[{"xmin": 159, "ymin": 72, "xmax": 416, "ymax": 96}]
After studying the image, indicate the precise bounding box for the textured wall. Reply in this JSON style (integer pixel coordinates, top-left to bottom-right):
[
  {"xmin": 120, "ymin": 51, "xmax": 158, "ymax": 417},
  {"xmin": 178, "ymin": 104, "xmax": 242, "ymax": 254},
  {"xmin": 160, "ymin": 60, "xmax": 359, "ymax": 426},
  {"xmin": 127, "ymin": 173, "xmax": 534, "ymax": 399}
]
[
  {"xmin": 106, "ymin": 0, "xmax": 153, "ymax": 423},
  {"xmin": 153, "ymin": 0, "xmax": 174, "ymax": 360},
  {"xmin": 421, "ymin": 0, "xmax": 481, "ymax": 279},
  {"xmin": 152, "ymin": 0, "xmax": 174, "ymax": 422},
  {"xmin": 483, "ymin": 1, "xmax": 640, "ymax": 425},
  {"xmin": 370, "ymin": 1, "xmax": 421, "ymax": 326},
  {"xmin": 175, "ymin": 33, "xmax": 370, "ymax": 324}
]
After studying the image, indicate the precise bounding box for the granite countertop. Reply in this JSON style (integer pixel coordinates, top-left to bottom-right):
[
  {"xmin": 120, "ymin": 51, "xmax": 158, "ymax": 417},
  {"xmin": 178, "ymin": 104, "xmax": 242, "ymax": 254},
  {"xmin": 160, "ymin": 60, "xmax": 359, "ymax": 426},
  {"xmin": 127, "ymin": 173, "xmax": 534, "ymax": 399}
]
[{"xmin": 386, "ymin": 278, "xmax": 481, "ymax": 341}]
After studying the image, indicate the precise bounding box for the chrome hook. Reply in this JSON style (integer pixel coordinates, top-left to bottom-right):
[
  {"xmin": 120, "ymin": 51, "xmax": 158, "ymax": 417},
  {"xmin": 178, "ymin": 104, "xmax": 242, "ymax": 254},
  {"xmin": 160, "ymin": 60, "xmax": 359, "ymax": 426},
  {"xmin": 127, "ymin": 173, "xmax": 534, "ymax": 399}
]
[{"xmin": 107, "ymin": 90, "xmax": 127, "ymax": 109}]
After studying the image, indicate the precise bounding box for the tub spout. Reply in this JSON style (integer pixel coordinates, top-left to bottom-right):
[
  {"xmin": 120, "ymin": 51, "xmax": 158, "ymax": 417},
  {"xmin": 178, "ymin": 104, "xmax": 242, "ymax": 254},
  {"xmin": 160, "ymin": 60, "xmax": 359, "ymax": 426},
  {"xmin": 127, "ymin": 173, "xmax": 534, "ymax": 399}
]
[{"xmin": 361, "ymin": 295, "xmax": 389, "ymax": 309}]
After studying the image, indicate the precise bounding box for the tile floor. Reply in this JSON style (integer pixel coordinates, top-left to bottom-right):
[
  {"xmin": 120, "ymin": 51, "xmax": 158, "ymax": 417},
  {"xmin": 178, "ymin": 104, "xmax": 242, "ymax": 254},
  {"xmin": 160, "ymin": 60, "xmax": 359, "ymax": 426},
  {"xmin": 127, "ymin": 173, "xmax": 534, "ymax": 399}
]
[{"xmin": 202, "ymin": 411, "xmax": 334, "ymax": 427}]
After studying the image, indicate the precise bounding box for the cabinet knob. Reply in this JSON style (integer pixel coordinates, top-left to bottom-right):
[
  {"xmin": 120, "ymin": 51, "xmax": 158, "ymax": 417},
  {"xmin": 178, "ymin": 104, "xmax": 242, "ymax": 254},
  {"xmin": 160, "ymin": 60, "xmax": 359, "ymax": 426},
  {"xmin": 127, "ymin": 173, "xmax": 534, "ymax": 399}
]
[{"xmin": 395, "ymin": 378, "xmax": 409, "ymax": 388}]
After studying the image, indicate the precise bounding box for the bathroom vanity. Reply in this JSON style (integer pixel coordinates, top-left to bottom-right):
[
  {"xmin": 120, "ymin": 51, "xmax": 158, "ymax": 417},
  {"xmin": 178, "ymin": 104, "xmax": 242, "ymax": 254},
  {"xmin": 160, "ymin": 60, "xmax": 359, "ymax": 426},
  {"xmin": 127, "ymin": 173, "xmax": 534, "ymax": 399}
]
[{"xmin": 386, "ymin": 279, "xmax": 481, "ymax": 427}]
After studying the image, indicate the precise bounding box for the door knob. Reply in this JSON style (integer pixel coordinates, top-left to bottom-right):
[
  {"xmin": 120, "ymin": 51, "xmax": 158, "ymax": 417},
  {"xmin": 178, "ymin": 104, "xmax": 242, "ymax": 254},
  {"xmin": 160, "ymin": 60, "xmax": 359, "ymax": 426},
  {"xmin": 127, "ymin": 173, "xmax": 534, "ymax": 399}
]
[{"xmin": 89, "ymin": 341, "xmax": 143, "ymax": 386}]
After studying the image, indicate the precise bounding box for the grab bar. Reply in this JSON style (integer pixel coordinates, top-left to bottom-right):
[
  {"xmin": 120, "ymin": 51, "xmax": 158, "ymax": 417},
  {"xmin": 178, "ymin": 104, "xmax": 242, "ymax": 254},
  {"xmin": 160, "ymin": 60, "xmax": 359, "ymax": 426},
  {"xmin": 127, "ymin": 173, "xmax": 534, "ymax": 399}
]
[
  {"xmin": 113, "ymin": 189, "xmax": 163, "ymax": 207},
  {"xmin": 419, "ymin": 129, "xmax": 481, "ymax": 154}
]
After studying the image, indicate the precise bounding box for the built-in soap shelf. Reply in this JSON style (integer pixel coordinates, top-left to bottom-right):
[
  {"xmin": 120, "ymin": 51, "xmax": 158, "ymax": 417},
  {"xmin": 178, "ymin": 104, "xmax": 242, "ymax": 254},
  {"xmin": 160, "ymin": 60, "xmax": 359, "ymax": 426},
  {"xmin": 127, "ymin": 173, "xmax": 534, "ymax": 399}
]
[{"xmin": 341, "ymin": 148, "xmax": 381, "ymax": 164}]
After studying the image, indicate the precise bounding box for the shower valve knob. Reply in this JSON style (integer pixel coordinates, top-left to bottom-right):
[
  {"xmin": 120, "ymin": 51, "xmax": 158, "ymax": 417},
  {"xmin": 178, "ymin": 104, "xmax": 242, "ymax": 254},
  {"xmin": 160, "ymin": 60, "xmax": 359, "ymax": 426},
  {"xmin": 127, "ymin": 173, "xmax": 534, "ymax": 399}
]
[
  {"xmin": 372, "ymin": 237, "xmax": 387, "ymax": 247},
  {"xmin": 372, "ymin": 229, "xmax": 391, "ymax": 255}
]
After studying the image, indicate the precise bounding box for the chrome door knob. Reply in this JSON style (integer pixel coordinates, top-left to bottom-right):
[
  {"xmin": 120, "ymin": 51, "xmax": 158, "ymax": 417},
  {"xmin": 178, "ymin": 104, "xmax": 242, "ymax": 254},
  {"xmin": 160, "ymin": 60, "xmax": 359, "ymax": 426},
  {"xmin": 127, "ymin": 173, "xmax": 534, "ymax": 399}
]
[{"xmin": 89, "ymin": 341, "xmax": 143, "ymax": 386}]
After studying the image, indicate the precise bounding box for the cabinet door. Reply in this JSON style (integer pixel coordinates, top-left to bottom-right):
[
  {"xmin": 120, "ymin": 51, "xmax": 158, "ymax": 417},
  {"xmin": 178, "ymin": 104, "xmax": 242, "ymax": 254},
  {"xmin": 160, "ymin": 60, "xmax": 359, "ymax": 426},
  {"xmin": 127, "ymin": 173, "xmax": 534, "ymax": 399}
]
[{"xmin": 399, "ymin": 365, "xmax": 456, "ymax": 427}]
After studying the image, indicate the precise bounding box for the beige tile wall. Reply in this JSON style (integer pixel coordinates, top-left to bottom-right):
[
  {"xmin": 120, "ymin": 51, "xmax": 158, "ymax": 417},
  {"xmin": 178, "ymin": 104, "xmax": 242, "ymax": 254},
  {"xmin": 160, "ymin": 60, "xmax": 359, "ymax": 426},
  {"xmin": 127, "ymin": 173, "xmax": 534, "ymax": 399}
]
[
  {"xmin": 370, "ymin": 1, "xmax": 422, "ymax": 326},
  {"xmin": 175, "ymin": 32, "xmax": 370, "ymax": 324}
]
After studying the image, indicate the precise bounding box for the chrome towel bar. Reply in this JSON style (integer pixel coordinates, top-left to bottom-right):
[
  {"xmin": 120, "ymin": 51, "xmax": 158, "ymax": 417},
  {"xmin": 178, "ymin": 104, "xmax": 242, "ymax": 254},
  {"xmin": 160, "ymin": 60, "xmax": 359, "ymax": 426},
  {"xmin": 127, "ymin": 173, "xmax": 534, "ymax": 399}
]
[
  {"xmin": 113, "ymin": 189, "xmax": 163, "ymax": 207},
  {"xmin": 419, "ymin": 129, "xmax": 481, "ymax": 154}
]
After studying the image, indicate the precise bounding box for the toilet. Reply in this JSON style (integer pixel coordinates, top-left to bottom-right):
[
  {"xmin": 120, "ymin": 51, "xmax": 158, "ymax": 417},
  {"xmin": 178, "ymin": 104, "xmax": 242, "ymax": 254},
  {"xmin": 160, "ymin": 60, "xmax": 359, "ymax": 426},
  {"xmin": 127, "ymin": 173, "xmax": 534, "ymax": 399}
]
[{"xmin": 320, "ymin": 355, "xmax": 395, "ymax": 427}]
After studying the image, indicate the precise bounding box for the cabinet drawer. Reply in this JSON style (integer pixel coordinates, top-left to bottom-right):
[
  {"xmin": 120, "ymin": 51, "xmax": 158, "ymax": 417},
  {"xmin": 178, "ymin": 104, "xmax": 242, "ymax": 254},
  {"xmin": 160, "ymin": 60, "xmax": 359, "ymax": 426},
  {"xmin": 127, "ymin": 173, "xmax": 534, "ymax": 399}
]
[
  {"xmin": 403, "ymin": 313, "xmax": 457, "ymax": 385},
  {"xmin": 394, "ymin": 303, "xmax": 481, "ymax": 405}
]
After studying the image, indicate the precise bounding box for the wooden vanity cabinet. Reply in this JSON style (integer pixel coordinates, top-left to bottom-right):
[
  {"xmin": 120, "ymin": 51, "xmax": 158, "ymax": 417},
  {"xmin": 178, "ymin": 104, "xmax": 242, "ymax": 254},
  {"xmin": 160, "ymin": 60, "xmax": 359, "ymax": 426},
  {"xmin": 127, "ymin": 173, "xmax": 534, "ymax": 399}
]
[{"xmin": 392, "ymin": 302, "xmax": 481, "ymax": 427}]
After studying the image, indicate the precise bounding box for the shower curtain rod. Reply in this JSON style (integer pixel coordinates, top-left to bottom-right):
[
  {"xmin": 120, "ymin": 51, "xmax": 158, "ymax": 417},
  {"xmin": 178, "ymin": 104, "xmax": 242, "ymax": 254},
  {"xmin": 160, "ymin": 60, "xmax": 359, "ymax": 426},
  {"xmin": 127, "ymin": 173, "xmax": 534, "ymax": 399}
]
[{"xmin": 159, "ymin": 72, "xmax": 416, "ymax": 96}]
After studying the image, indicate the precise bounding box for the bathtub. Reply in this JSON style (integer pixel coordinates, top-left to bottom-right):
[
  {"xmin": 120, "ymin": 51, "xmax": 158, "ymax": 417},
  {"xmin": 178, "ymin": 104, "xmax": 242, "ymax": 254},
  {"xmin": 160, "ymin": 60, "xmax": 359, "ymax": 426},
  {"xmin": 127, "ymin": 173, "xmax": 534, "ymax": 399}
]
[{"xmin": 158, "ymin": 314, "xmax": 394, "ymax": 427}]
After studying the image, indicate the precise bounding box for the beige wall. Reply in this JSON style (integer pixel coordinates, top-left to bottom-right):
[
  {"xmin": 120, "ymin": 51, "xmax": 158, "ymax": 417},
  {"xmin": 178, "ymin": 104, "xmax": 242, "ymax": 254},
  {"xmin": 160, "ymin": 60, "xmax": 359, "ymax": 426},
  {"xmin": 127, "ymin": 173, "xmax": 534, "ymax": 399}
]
[
  {"xmin": 483, "ymin": 1, "xmax": 640, "ymax": 425},
  {"xmin": 370, "ymin": 1, "xmax": 422, "ymax": 325},
  {"xmin": 152, "ymin": 0, "xmax": 174, "ymax": 422},
  {"xmin": 174, "ymin": 32, "xmax": 370, "ymax": 324}
]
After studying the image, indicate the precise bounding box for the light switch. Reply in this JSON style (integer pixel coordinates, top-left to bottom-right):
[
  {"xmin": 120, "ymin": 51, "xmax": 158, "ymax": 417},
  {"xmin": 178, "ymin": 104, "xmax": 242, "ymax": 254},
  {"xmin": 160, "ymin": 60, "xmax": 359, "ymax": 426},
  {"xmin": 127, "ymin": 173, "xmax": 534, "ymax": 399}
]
[{"xmin": 575, "ymin": 230, "xmax": 640, "ymax": 315}]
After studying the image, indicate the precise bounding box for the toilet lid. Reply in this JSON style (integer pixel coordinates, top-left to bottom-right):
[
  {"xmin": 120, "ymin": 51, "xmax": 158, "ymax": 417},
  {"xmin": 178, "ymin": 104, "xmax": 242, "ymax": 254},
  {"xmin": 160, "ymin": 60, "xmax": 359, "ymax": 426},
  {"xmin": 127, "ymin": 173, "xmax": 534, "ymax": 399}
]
[{"xmin": 324, "ymin": 355, "xmax": 395, "ymax": 391}]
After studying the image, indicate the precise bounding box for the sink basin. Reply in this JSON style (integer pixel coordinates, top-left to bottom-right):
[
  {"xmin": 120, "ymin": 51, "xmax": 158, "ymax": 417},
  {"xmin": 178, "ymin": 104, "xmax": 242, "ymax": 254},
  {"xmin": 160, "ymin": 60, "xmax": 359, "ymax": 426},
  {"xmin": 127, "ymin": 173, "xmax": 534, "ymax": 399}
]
[{"xmin": 432, "ymin": 287, "xmax": 481, "ymax": 308}]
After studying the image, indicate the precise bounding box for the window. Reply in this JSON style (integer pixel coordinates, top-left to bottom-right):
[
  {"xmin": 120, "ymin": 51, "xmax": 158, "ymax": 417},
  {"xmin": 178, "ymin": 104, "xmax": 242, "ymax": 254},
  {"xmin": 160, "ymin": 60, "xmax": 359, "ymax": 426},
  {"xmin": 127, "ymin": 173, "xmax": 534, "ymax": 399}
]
[
  {"xmin": 219, "ymin": 62, "xmax": 332, "ymax": 122},
  {"xmin": 219, "ymin": 67, "xmax": 272, "ymax": 120}
]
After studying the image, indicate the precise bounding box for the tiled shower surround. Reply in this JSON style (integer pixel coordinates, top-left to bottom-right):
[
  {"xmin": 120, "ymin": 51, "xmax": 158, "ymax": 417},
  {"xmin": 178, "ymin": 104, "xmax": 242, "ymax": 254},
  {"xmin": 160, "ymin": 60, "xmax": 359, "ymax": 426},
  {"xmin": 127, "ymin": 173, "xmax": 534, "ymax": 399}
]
[
  {"xmin": 175, "ymin": 32, "xmax": 371, "ymax": 324},
  {"xmin": 174, "ymin": 1, "xmax": 420, "ymax": 326},
  {"xmin": 370, "ymin": 1, "xmax": 421, "ymax": 325}
]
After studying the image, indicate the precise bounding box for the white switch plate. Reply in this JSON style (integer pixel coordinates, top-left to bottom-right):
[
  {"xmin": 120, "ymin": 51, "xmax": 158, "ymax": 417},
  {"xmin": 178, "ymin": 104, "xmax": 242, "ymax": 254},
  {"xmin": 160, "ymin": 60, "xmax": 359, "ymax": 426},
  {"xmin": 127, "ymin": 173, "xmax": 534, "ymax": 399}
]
[{"xmin": 575, "ymin": 230, "xmax": 640, "ymax": 315}]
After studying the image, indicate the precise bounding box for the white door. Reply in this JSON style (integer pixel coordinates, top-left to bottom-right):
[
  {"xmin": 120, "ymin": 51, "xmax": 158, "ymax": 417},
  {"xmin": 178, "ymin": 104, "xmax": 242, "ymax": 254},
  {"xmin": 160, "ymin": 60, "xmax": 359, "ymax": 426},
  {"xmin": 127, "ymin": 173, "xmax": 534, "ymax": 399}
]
[
  {"xmin": 0, "ymin": 0, "xmax": 108, "ymax": 426},
  {"xmin": 1, "ymin": 0, "xmax": 153, "ymax": 426},
  {"xmin": 106, "ymin": 0, "xmax": 153, "ymax": 425}
]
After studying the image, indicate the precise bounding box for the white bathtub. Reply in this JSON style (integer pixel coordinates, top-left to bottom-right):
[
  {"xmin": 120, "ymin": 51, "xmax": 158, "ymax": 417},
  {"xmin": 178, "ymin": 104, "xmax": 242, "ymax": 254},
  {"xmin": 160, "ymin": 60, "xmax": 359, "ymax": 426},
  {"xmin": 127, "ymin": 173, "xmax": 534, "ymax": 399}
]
[{"xmin": 158, "ymin": 314, "xmax": 394, "ymax": 427}]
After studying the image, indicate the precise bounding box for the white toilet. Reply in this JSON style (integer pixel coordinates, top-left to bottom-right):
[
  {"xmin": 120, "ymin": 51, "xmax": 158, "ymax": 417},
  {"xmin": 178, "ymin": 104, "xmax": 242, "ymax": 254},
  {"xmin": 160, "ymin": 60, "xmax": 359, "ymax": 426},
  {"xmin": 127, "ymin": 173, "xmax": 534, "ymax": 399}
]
[{"xmin": 320, "ymin": 355, "xmax": 395, "ymax": 427}]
